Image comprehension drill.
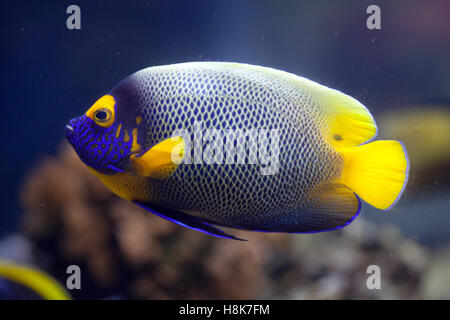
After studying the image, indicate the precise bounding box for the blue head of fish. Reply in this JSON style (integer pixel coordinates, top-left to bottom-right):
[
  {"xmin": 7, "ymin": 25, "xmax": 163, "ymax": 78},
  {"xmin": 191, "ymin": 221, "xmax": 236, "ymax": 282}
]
[{"xmin": 65, "ymin": 95, "xmax": 133, "ymax": 174}]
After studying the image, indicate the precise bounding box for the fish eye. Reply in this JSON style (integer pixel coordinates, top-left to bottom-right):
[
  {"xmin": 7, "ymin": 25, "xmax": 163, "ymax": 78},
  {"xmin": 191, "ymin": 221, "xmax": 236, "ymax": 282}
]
[{"xmin": 94, "ymin": 108, "xmax": 112, "ymax": 123}]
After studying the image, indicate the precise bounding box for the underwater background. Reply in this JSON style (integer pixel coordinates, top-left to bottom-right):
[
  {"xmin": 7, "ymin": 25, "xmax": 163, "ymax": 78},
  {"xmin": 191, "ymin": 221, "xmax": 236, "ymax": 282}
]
[{"xmin": 0, "ymin": 0, "xmax": 449, "ymax": 299}]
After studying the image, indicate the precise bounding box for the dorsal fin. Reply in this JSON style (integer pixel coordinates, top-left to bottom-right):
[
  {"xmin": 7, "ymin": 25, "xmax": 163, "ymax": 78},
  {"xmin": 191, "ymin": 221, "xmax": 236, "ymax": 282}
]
[
  {"xmin": 160, "ymin": 62, "xmax": 377, "ymax": 147},
  {"xmin": 284, "ymin": 75, "xmax": 378, "ymax": 147},
  {"xmin": 314, "ymin": 87, "xmax": 377, "ymax": 147},
  {"xmin": 208, "ymin": 62, "xmax": 378, "ymax": 147},
  {"xmin": 209, "ymin": 63, "xmax": 377, "ymax": 147}
]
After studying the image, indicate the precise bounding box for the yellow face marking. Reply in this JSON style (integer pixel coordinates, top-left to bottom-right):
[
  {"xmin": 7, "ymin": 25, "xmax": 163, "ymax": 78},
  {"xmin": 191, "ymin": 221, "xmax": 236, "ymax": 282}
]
[
  {"xmin": 136, "ymin": 116, "xmax": 142, "ymax": 125},
  {"xmin": 88, "ymin": 168, "xmax": 150, "ymax": 202},
  {"xmin": 85, "ymin": 95, "xmax": 116, "ymax": 128},
  {"xmin": 131, "ymin": 128, "xmax": 141, "ymax": 153},
  {"xmin": 115, "ymin": 123, "xmax": 122, "ymax": 138}
]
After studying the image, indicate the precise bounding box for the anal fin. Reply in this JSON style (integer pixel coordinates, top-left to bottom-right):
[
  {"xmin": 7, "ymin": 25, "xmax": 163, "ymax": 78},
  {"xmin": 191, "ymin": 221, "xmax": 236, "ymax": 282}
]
[
  {"xmin": 301, "ymin": 183, "xmax": 361, "ymax": 232},
  {"xmin": 224, "ymin": 183, "xmax": 360, "ymax": 234},
  {"xmin": 134, "ymin": 201, "xmax": 246, "ymax": 241},
  {"xmin": 260, "ymin": 183, "xmax": 360, "ymax": 233}
]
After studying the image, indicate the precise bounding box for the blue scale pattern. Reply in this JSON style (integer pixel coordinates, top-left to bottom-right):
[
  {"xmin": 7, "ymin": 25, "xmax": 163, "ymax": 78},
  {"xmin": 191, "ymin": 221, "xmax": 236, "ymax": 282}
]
[{"xmin": 67, "ymin": 116, "xmax": 132, "ymax": 173}]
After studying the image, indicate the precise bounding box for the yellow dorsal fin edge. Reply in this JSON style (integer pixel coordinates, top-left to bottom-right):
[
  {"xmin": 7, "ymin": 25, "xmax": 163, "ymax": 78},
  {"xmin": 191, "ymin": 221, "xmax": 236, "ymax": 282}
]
[
  {"xmin": 166, "ymin": 62, "xmax": 377, "ymax": 148},
  {"xmin": 250, "ymin": 63, "xmax": 378, "ymax": 147},
  {"xmin": 212, "ymin": 63, "xmax": 377, "ymax": 146},
  {"xmin": 312, "ymin": 86, "xmax": 378, "ymax": 147}
]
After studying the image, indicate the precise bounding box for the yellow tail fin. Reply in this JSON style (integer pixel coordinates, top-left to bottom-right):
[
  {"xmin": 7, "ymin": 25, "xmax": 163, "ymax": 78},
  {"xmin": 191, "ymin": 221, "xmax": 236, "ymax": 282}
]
[{"xmin": 336, "ymin": 140, "xmax": 409, "ymax": 210}]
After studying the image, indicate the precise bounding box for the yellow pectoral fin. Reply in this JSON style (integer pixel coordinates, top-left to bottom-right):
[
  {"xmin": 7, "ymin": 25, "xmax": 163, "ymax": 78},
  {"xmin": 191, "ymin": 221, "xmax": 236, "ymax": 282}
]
[{"xmin": 131, "ymin": 136, "xmax": 185, "ymax": 179}]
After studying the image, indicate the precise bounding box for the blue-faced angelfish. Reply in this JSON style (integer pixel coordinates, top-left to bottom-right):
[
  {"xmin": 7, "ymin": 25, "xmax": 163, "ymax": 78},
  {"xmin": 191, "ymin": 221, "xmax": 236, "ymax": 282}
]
[{"xmin": 65, "ymin": 62, "xmax": 409, "ymax": 240}]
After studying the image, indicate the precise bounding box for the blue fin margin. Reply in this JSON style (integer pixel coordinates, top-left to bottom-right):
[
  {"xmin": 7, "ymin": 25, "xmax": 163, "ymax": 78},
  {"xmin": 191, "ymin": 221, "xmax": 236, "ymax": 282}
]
[{"xmin": 134, "ymin": 201, "xmax": 246, "ymax": 241}]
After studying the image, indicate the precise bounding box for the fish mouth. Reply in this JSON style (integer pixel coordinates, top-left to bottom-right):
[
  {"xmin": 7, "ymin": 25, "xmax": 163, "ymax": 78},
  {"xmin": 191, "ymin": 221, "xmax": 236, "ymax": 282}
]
[{"xmin": 65, "ymin": 123, "xmax": 76, "ymax": 146}]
